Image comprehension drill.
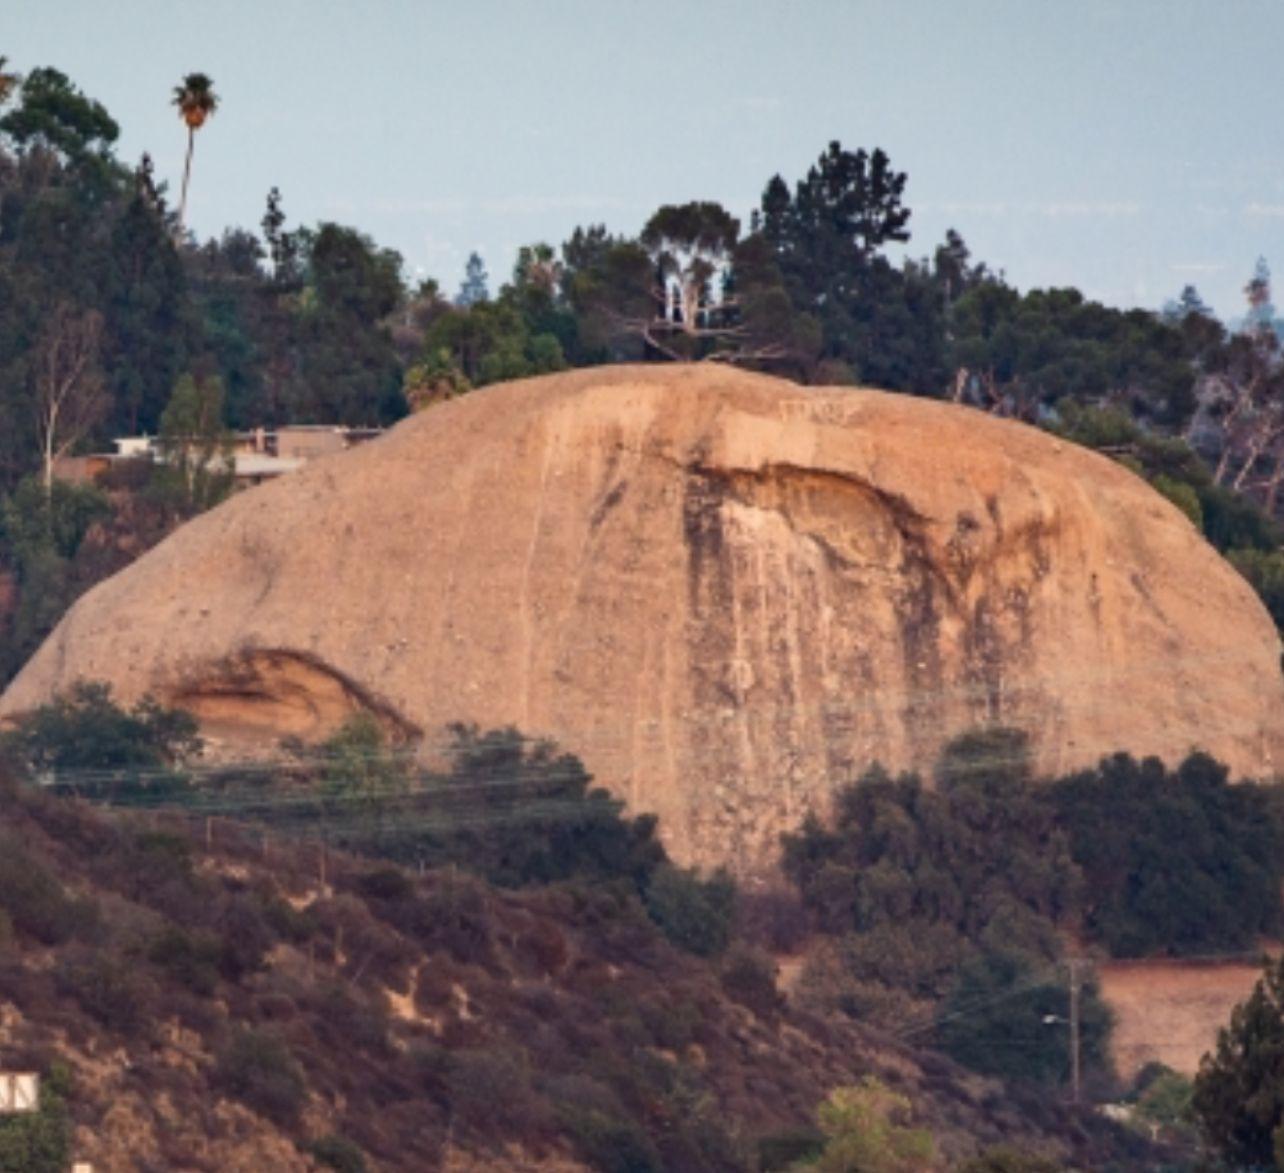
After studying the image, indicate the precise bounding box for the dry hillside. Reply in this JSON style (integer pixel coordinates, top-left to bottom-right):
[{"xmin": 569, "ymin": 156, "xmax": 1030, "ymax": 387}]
[{"xmin": 0, "ymin": 778, "xmax": 1163, "ymax": 1172}]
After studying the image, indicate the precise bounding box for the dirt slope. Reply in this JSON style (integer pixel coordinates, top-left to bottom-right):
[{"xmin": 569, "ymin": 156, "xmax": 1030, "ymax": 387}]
[
  {"xmin": 1099, "ymin": 956, "xmax": 1273, "ymax": 1079},
  {"xmin": 4, "ymin": 365, "xmax": 1281, "ymax": 871}
]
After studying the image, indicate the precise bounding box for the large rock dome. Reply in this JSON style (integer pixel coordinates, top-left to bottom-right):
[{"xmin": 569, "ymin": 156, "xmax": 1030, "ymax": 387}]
[{"xmin": 4, "ymin": 365, "xmax": 1281, "ymax": 870}]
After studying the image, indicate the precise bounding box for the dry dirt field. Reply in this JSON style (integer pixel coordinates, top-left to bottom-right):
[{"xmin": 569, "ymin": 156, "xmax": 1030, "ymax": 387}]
[{"xmin": 1099, "ymin": 956, "xmax": 1274, "ymax": 1079}]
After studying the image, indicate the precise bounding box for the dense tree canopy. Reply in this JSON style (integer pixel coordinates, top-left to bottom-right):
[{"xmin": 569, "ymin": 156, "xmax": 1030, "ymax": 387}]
[
  {"xmin": 1051, "ymin": 752, "xmax": 1282, "ymax": 957},
  {"xmin": 783, "ymin": 730, "xmax": 1284, "ymax": 1088}
]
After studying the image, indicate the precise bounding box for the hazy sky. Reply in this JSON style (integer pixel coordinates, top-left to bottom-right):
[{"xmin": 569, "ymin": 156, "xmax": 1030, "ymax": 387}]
[{"xmin": 8, "ymin": 0, "xmax": 1283, "ymax": 318}]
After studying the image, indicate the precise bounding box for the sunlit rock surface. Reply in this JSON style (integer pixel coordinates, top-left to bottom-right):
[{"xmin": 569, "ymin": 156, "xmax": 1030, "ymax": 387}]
[{"xmin": 5, "ymin": 365, "xmax": 1281, "ymax": 871}]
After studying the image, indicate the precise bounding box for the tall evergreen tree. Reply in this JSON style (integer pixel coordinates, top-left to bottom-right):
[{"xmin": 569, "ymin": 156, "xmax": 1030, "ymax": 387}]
[{"xmin": 456, "ymin": 251, "xmax": 489, "ymax": 307}]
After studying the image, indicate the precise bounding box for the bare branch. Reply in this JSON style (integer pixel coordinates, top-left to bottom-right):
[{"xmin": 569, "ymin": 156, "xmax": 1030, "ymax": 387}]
[{"xmin": 33, "ymin": 302, "xmax": 106, "ymax": 493}]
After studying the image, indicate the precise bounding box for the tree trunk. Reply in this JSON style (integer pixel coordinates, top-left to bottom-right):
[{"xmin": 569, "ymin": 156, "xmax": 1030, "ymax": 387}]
[
  {"xmin": 178, "ymin": 126, "xmax": 195, "ymax": 231},
  {"xmin": 1264, "ymin": 456, "xmax": 1284, "ymax": 516},
  {"xmin": 1214, "ymin": 442, "xmax": 1237, "ymax": 486},
  {"xmin": 42, "ymin": 425, "xmax": 54, "ymax": 497},
  {"xmin": 1231, "ymin": 440, "xmax": 1264, "ymax": 492}
]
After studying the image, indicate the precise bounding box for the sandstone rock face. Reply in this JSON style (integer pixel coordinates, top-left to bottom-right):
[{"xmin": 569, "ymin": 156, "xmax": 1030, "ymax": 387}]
[{"xmin": 4, "ymin": 366, "xmax": 1282, "ymax": 871}]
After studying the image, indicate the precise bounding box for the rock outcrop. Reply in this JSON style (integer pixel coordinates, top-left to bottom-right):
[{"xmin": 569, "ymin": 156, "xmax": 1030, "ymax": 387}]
[{"xmin": 4, "ymin": 365, "xmax": 1281, "ymax": 871}]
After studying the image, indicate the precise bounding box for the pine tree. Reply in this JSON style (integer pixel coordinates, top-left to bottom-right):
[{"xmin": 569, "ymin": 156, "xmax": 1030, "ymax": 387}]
[
  {"xmin": 456, "ymin": 252, "xmax": 490, "ymax": 307},
  {"xmin": 1193, "ymin": 955, "xmax": 1284, "ymax": 1168}
]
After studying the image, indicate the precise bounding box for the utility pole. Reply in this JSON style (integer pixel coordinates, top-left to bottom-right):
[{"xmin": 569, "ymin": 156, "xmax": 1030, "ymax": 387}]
[{"xmin": 1068, "ymin": 957, "xmax": 1082, "ymax": 1106}]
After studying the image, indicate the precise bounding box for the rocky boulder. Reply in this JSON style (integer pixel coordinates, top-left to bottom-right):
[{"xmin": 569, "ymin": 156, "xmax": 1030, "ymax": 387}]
[{"xmin": 4, "ymin": 365, "xmax": 1281, "ymax": 872}]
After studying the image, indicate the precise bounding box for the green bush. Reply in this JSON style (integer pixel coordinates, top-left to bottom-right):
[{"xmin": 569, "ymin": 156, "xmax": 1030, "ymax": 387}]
[
  {"xmin": 1228, "ymin": 546, "xmax": 1284, "ymax": 630},
  {"xmin": 446, "ymin": 1047, "xmax": 545, "ymax": 1137},
  {"xmin": 956, "ymin": 1147, "xmax": 1063, "ymax": 1173},
  {"xmin": 307, "ymin": 1134, "xmax": 367, "ymax": 1173},
  {"xmin": 214, "ymin": 1027, "xmax": 306, "ymax": 1126},
  {"xmin": 1052, "ymin": 752, "xmax": 1281, "ymax": 956},
  {"xmin": 417, "ymin": 873, "xmax": 496, "ymax": 967},
  {"xmin": 327, "ymin": 723, "xmax": 667, "ymax": 893},
  {"xmin": 55, "ymin": 952, "xmax": 151, "ymax": 1035},
  {"xmin": 0, "ymin": 1061, "xmax": 73, "ymax": 1173},
  {"xmin": 212, "ymin": 892, "xmax": 275, "ymax": 979},
  {"xmin": 1, "ymin": 680, "xmax": 200, "ymax": 778},
  {"xmin": 719, "ymin": 944, "xmax": 783, "ymax": 1018},
  {"xmin": 935, "ymin": 951, "xmax": 1113, "ymax": 1087},
  {"xmin": 807, "ymin": 1078, "xmax": 934, "ymax": 1172},
  {"xmin": 756, "ymin": 1127, "xmax": 824, "ymax": 1171},
  {"xmin": 643, "ymin": 865, "xmax": 736, "ymax": 957},
  {"xmin": 1132, "ymin": 1066, "xmax": 1193, "ymax": 1135},
  {"xmin": 1150, "ymin": 473, "xmax": 1203, "ymax": 529},
  {"xmin": 560, "ymin": 1105, "xmax": 661, "ymax": 1173},
  {"xmin": 354, "ymin": 866, "xmax": 415, "ymax": 902},
  {"xmin": 0, "ymin": 841, "xmax": 97, "ymax": 945},
  {"xmin": 147, "ymin": 926, "xmax": 223, "ymax": 996}
]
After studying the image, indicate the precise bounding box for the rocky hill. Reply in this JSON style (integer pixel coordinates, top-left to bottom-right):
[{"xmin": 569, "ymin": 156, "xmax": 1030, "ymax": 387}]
[
  {"xmin": 3, "ymin": 365, "xmax": 1281, "ymax": 872},
  {"xmin": 0, "ymin": 775, "xmax": 1160, "ymax": 1171}
]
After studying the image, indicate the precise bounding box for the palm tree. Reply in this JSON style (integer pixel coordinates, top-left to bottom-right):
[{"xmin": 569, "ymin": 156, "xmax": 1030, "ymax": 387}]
[{"xmin": 172, "ymin": 71, "xmax": 218, "ymax": 232}]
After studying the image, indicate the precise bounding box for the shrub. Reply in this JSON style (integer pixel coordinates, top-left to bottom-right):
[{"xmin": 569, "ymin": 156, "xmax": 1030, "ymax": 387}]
[
  {"xmin": 1151, "ymin": 473, "xmax": 1203, "ymax": 529},
  {"xmin": 214, "ymin": 1027, "xmax": 306, "ymax": 1126},
  {"xmin": 259, "ymin": 893, "xmax": 317, "ymax": 944},
  {"xmin": 418, "ymin": 874, "xmax": 496, "ymax": 967},
  {"xmin": 307, "ymin": 1134, "xmax": 367, "ymax": 1173},
  {"xmin": 637, "ymin": 994, "xmax": 704, "ymax": 1052},
  {"xmin": 319, "ymin": 713, "xmax": 411, "ymax": 814},
  {"xmin": 354, "ymin": 866, "xmax": 415, "ymax": 902},
  {"xmin": 116, "ymin": 830, "xmax": 203, "ymax": 915},
  {"xmin": 330, "ymin": 723, "xmax": 668, "ymax": 893},
  {"xmin": 0, "ymin": 840, "xmax": 98, "ymax": 945},
  {"xmin": 147, "ymin": 926, "xmax": 223, "ymax": 996},
  {"xmin": 1, "ymin": 680, "xmax": 200, "ymax": 777},
  {"xmin": 808, "ymin": 1078, "xmax": 933, "ymax": 1172},
  {"xmin": 0, "ymin": 1061, "xmax": 73, "ymax": 1173},
  {"xmin": 719, "ymin": 945, "xmax": 783, "ymax": 1018},
  {"xmin": 212, "ymin": 892, "xmax": 275, "ymax": 979},
  {"xmin": 559, "ymin": 1105, "xmax": 661, "ymax": 1173},
  {"xmin": 643, "ymin": 865, "xmax": 736, "ymax": 957},
  {"xmin": 737, "ymin": 887, "xmax": 808, "ymax": 953},
  {"xmin": 1229, "ymin": 547, "xmax": 1284, "ymax": 629},
  {"xmin": 1133, "ymin": 1067, "xmax": 1193, "ymax": 1136},
  {"xmin": 446, "ymin": 1046, "xmax": 546, "ymax": 1137},
  {"xmin": 55, "ymin": 952, "xmax": 150, "ymax": 1035},
  {"xmin": 956, "ymin": 1148, "xmax": 1062, "ymax": 1173},
  {"xmin": 756, "ymin": 1127, "xmax": 824, "ymax": 1171},
  {"xmin": 306, "ymin": 982, "xmax": 390, "ymax": 1058},
  {"xmin": 935, "ymin": 952, "xmax": 1113, "ymax": 1088}
]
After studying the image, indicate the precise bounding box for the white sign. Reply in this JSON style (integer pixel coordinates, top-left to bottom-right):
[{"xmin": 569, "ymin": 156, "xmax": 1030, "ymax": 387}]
[{"xmin": 0, "ymin": 1073, "xmax": 38, "ymax": 1113}]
